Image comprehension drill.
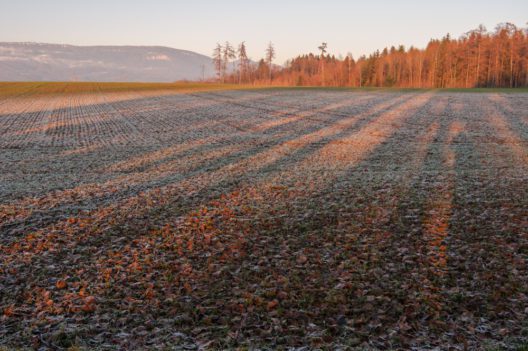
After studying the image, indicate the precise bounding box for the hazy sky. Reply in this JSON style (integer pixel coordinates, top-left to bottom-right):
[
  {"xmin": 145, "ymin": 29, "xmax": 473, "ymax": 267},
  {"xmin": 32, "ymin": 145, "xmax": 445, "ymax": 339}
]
[{"xmin": 1, "ymin": 0, "xmax": 526, "ymax": 63}]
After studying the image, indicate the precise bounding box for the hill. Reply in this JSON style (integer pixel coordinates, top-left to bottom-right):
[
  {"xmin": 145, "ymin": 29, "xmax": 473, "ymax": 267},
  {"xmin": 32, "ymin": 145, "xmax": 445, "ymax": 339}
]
[{"xmin": 0, "ymin": 42, "xmax": 214, "ymax": 82}]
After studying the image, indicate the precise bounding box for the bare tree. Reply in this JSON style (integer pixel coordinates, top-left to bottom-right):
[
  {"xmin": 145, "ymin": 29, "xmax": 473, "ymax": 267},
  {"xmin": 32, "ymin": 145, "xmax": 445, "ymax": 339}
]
[{"xmin": 265, "ymin": 42, "xmax": 275, "ymax": 83}]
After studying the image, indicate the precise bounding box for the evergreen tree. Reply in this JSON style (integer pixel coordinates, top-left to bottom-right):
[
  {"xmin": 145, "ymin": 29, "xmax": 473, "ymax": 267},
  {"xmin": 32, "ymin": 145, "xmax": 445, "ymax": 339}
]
[
  {"xmin": 238, "ymin": 42, "xmax": 250, "ymax": 84},
  {"xmin": 222, "ymin": 42, "xmax": 236, "ymax": 83},
  {"xmin": 212, "ymin": 43, "xmax": 223, "ymax": 81},
  {"xmin": 265, "ymin": 42, "xmax": 275, "ymax": 83}
]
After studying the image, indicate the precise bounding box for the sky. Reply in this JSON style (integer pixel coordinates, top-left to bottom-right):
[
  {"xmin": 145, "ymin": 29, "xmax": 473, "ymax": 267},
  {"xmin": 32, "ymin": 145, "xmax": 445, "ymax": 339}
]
[{"xmin": 1, "ymin": 0, "xmax": 527, "ymax": 64}]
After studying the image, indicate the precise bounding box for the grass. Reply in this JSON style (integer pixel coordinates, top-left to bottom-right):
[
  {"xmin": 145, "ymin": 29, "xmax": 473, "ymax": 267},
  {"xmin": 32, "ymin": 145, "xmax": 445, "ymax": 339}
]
[
  {"xmin": 1, "ymin": 82, "xmax": 527, "ymax": 98},
  {"xmin": 435, "ymin": 87, "xmax": 528, "ymax": 93},
  {"xmin": 261, "ymin": 85, "xmax": 528, "ymax": 94},
  {"xmin": 0, "ymin": 81, "xmax": 248, "ymax": 97},
  {"xmin": 1, "ymin": 88, "xmax": 527, "ymax": 349}
]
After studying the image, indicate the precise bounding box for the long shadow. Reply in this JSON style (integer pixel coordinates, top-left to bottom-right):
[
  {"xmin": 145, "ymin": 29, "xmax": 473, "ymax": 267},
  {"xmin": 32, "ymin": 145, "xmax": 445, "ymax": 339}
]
[
  {"xmin": 123, "ymin": 91, "xmax": 401, "ymax": 177},
  {"xmin": 1, "ymin": 92, "xmax": 420, "ymax": 249},
  {"xmin": 2, "ymin": 91, "xmax": 444, "ymax": 350},
  {"xmin": 4, "ymin": 92, "xmax": 526, "ymax": 349},
  {"xmin": 0, "ymin": 89, "xmax": 378, "ymax": 155},
  {"xmin": 1, "ymin": 91, "xmax": 380, "ymax": 187},
  {"xmin": 243, "ymin": 95, "xmax": 460, "ymax": 347},
  {"xmin": 0, "ymin": 89, "xmax": 357, "ymax": 193},
  {"xmin": 0, "ymin": 89, "xmax": 376, "ymax": 199},
  {"xmin": 440, "ymin": 106, "xmax": 528, "ymax": 345},
  {"xmin": 354, "ymin": 93, "xmax": 528, "ymax": 347},
  {"xmin": 278, "ymin": 95, "xmax": 450, "ymax": 315},
  {"xmin": 174, "ymin": 94, "xmax": 451, "ymax": 347},
  {"xmin": 1, "ymin": 88, "xmax": 324, "ymax": 151},
  {"xmin": 375, "ymin": 101, "xmax": 457, "ymax": 328},
  {"xmin": 99, "ymin": 91, "xmax": 383, "ymax": 173},
  {"xmin": 0, "ymin": 92, "xmax": 404, "ymax": 238},
  {"xmin": 94, "ymin": 92, "xmax": 439, "ymax": 345},
  {"xmin": 485, "ymin": 94, "xmax": 528, "ymax": 157},
  {"xmin": 487, "ymin": 93, "xmax": 528, "ymax": 128},
  {"xmin": 0, "ymin": 88, "xmax": 356, "ymax": 143},
  {"xmin": 186, "ymin": 90, "xmax": 366, "ymax": 120},
  {"xmin": 63, "ymin": 94, "xmax": 410, "ymax": 209}
]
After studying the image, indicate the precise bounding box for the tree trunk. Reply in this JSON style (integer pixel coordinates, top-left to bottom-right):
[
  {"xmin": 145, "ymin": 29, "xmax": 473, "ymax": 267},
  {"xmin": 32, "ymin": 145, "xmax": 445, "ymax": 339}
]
[
  {"xmin": 510, "ymin": 41, "xmax": 514, "ymax": 88},
  {"xmin": 476, "ymin": 42, "xmax": 481, "ymax": 87}
]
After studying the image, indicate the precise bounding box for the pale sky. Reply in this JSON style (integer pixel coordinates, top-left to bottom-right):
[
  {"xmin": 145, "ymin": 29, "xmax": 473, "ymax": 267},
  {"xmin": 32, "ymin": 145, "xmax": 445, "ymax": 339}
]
[{"xmin": 0, "ymin": 0, "xmax": 526, "ymax": 64}]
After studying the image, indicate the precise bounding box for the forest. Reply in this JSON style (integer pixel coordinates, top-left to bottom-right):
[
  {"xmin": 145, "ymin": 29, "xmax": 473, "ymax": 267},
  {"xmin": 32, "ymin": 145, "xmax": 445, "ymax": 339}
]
[{"xmin": 214, "ymin": 23, "xmax": 528, "ymax": 88}]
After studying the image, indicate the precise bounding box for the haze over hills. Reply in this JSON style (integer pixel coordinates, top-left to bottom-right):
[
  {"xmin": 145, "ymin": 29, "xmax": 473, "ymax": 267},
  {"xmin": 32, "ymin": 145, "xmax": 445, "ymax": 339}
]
[{"xmin": 0, "ymin": 42, "xmax": 216, "ymax": 82}]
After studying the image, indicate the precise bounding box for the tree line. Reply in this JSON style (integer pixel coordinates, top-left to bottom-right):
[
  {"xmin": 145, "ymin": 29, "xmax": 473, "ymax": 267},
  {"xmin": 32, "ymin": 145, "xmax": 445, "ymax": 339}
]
[
  {"xmin": 212, "ymin": 41, "xmax": 275, "ymax": 84},
  {"xmin": 213, "ymin": 23, "xmax": 528, "ymax": 88}
]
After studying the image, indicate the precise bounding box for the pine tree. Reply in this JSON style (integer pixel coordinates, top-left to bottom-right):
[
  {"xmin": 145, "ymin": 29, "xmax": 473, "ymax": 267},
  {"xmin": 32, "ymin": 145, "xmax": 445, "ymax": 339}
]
[
  {"xmin": 212, "ymin": 43, "xmax": 223, "ymax": 82},
  {"xmin": 265, "ymin": 42, "xmax": 275, "ymax": 83},
  {"xmin": 222, "ymin": 42, "xmax": 236, "ymax": 83},
  {"xmin": 238, "ymin": 42, "xmax": 250, "ymax": 84},
  {"xmin": 318, "ymin": 42, "xmax": 328, "ymax": 86}
]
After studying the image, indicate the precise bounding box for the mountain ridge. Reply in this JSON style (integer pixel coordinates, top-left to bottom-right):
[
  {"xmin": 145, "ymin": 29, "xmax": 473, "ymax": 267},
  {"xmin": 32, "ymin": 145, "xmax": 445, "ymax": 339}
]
[{"xmin": 0, "ymin": 42, "xmax": 215, "ymax": 82}]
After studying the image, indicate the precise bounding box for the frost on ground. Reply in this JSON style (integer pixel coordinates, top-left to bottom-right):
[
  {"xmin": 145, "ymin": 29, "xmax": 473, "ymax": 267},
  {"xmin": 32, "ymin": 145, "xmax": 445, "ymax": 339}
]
[{"xmin": 0, "ymin": 88, "xmax": 527, "ymax": 350}]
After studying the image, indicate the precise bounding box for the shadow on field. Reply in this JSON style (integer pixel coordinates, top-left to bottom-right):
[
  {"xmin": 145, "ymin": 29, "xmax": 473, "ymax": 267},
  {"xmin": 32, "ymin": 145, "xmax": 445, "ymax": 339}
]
[
  {"xmin": 0, "ymin": 91, "xmax": 412, "ymax": 239},
  {"xmin": 2, "ymin": 90, "xmax": 438, "ymax": 348},
  {"xmin": 3, "ymin": 91, "xmax": 527, "ymax": 349}
]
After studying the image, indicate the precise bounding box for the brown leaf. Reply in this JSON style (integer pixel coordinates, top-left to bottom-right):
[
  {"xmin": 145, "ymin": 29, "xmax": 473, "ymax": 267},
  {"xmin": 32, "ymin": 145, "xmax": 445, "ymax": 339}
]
[
  {"xmin": 267, "ymin": 299, "xmax": 279, "ymax": 310},
  {"xmin": 56, "ymin": 280, "xmax": 67, "ymax": 290},
  {"xmin": 296, "ymin": 255, "xmax": 308, "ymax": 265},
  {"xmin": 277, "ymin": 291, "xmax": 288, "ymax": 300},
  {"xmin": 82, "ymin": 296, "xmax": 96, "ymax": 313},
  {"xmin": 3, "ymin": 305, "xmax": 14, "ymax": 317}
]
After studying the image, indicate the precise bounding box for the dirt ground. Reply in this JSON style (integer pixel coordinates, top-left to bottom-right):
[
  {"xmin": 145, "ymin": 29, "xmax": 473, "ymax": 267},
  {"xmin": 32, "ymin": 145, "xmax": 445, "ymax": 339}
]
[{"xmin": 1, "ymin": 87, "xmax": 527, "ymax": 350}]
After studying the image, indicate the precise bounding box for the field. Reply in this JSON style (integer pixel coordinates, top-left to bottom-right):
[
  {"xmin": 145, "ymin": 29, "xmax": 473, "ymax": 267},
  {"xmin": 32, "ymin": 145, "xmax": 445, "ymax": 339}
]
[{"xmin": 0, "ymin": 83, "xmax": 527, "ymax": 350}]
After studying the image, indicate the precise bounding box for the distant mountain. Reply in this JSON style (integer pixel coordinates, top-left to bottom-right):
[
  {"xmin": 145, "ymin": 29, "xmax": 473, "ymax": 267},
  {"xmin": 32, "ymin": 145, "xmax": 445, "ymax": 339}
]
[{"xmin": 0, "ymin": 42, "xmax": 215, "ymax": 82}]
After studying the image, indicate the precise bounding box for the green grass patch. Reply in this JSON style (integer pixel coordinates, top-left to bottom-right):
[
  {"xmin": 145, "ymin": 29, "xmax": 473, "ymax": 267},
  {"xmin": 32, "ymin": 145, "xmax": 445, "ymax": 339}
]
[
  {"xmin": 0, "ymin": 81, "xmax": 251, "ymax": 97},
  {"xmin": 1, "ymin": 82, "xmax": 526, "ymax": 97},
  {"xmin": 255, "ymin": 86, "xmax": 528, "ymax": 94}
]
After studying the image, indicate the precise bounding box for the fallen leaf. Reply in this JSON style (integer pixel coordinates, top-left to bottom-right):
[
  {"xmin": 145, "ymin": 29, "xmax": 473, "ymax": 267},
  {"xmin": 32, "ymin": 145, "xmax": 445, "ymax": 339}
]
[
  {"xmin": 56, "ymin": 280, "xmax": 67, "ymax": 289},
  {"xmin": 296, "ymin": 255, "xmax": 308, "ymax": 264},
  {"xmin": 267, "ymin": 299, "xmax": 279, "ymax": 310}
]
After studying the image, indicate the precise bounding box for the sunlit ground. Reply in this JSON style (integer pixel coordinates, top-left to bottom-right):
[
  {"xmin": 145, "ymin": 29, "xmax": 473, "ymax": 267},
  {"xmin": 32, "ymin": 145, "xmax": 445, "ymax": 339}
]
[{"xmin": 0, "ymin": 84, "xmax": 527, "ymax": 349}]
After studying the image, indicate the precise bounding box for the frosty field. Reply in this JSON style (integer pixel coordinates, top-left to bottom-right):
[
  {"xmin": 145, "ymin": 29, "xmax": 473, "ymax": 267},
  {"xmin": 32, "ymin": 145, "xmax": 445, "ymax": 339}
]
[{"xmin": 0, "ymin": 84, "xmax": 527, "ymax": 349}]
